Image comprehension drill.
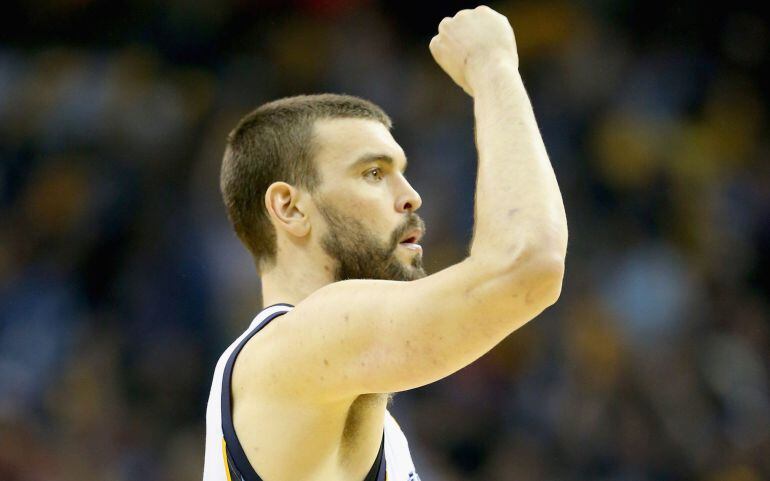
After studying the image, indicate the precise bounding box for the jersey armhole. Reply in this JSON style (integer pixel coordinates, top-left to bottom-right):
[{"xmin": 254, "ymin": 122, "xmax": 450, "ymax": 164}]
[
  {"xmin": 220, "ymin": 309, "xmax": 291, "ymax": 481},
  {"xmin": 219, "ymin": 304, "xmax": 387, "ymax": 481}
]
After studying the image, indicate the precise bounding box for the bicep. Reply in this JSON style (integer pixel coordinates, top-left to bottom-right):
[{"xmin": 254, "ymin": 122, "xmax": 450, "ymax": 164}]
[{"xmin": 244, "ymin": 255, "xmax": 560, "ymax": 402}]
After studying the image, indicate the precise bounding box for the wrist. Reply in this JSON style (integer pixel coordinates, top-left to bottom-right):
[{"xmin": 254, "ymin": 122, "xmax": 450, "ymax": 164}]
[{"xmin": 466, "ymin": 50, "xmax": 520, "ymax": 94}]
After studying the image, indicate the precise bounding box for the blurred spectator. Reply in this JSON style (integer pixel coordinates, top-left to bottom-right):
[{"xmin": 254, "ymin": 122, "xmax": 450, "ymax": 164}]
[{"xmin": 0, "ymin": 1, "xmax": 768, "ymax": 479}]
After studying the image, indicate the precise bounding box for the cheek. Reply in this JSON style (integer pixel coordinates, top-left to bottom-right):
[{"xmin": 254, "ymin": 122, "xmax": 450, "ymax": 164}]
[
  {"xmin": 328, "ymin": 180, "xmax": 396, "ymax": 234},
  {"xmin": 350, "ymin": 196, "xmax": 393, "ymax": 235},
  {"xmin": 346, "ymin": 185, "xmax": 385, "ymax": 213}
]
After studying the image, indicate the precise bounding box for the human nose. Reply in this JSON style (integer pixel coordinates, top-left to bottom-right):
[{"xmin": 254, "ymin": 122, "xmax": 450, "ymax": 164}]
[{"xmin": 395, "ymin": 178, "xmax": 422, "ymax": 213}]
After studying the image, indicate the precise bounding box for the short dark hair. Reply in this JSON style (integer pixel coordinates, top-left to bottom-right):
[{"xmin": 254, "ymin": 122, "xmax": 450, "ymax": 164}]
[{"xmin": 221, "ymin": 93, "xmax": 392, "ymax": 271}]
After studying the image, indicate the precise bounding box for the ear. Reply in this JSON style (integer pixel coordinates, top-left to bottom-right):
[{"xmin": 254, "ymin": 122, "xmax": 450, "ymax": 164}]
[{"xmin": 264, "ymin": 182, "xmax": 311, "ymax": 238}]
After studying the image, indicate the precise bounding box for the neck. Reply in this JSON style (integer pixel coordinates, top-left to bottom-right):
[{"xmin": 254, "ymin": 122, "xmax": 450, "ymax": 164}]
[{"xmin": 260, "ymin": 252, "xmax": 336, "ymax": 308}]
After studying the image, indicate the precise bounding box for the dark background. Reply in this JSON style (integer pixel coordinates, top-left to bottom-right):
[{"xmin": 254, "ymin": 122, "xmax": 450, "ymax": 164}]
[{"xmin": 1, "ymin": 1, "xmax": 768, "ymax": 479}]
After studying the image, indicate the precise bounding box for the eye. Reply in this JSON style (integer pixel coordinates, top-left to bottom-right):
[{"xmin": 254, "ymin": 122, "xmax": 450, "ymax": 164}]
[{"xmin": 365, "ymin": 167, "xmax": 384, "ymax": 182}]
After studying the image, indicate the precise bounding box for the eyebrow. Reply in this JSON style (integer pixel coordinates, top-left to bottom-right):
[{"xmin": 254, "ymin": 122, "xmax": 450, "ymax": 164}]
[{"xmin": 349, "ymin": 153, "xmax": 408, "ymax": 173}]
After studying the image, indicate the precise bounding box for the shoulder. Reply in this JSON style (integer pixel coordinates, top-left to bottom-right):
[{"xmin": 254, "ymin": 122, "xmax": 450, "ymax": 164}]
[{"xmin": 231, "ymin": 307, "xmax": 340, "ymax": 402}]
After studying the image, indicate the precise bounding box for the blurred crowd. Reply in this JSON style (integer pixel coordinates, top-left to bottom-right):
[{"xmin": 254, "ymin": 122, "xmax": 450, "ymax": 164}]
[{"xmin": 1, "ymin": 1, "xmax": 768, "ymax": 480}]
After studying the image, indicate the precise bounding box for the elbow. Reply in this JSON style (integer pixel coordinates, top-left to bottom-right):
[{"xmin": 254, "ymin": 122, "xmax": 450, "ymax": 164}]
[
  {"xmin": 505, "ymin": 247, "xmax": 566, "ymax": 310},
  {"xmin": 529, "ymin": 252, "xmax": 565, "ymax": 307},
  {"xmin": 523, "ymin": 225, "xmax": 568, "ymax": 307}
]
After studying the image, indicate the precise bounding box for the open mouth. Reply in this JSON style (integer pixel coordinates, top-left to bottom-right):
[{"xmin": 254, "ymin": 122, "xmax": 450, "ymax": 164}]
[
  {"xmin": 398, "ymin": 227, "xmax": 424, "ymax": 253},
  {"xmin": 399, "ymin": 238, "xmax": 422, "ymax": 253}
]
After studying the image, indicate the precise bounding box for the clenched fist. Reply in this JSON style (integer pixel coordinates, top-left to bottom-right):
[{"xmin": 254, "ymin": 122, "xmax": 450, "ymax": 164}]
[{"xmin": 429, "ymin": 6, "xmax": 519, "ymax": 97}]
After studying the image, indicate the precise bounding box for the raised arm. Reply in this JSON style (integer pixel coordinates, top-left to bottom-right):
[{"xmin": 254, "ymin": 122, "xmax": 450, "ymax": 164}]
[{"xmin": 237, "ymin": 6, "xmax": 568, "ymax": 403}]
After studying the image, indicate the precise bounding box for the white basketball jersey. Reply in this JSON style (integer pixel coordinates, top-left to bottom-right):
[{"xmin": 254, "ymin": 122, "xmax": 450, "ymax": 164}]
[{"xmin": 203, "ymin": 303, "xmax": 421, "ymax": 481}]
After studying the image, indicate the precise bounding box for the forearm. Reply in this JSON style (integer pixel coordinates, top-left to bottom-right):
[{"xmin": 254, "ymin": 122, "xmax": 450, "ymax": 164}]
[{"xmin": 468, "ymin": 57, "xmax": 568, "ymax": 265}]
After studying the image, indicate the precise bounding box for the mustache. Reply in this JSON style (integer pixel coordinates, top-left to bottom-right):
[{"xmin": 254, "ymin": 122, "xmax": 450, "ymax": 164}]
[{"xmin": 393, "ymin": 214, "xmax": 426, "ymax": 246}]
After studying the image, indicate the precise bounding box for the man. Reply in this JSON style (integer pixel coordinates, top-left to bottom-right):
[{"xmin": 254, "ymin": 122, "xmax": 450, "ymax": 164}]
[{"xmin": 203, "ymin": 5, "xmax": 568, "ymax": 481}]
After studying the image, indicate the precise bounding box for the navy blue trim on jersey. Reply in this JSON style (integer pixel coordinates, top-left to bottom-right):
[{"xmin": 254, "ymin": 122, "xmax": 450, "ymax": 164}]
[
  {"xmin": 220, "ymin": 304, "xmax": 387, "ymax": 481},
  {"xmin": 221, "ymin": 307, "xmax": 291, "ymax": 481},
  {"xmin": 367, "ymin": 430, "xmax": 387, "ymax": 481},
  {"xmin": 262, "ymin": 302, "xmax": 295, "ymax": 310}
]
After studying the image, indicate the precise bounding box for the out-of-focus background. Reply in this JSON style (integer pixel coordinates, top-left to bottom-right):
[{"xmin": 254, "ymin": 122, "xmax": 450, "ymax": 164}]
[{"xmin": 1, "ymin": 0, "xmax": 768, "ymax": 479}]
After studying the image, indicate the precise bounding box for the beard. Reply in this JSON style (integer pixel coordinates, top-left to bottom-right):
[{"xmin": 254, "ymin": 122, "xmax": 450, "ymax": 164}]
[{"xmin": 316, "ymin": 200, "xmax": 427, "ymax": 282}]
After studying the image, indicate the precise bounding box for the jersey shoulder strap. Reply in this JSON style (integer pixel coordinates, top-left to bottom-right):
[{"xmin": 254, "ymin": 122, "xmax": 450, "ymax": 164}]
[{"xmin": 219, "ymin": 303, "xmax": 387, "ymax": 481}]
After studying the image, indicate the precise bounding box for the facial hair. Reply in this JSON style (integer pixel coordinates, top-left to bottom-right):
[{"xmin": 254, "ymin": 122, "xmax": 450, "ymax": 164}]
[{"xmin": 316, "ymin": 200, "xmax": 427, "ymax": 282}]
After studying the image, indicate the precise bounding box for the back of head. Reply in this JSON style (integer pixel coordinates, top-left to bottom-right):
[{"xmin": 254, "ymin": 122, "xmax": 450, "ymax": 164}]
[{"xmin": 221, "ymin": 93, "xmax": 392, "ymax": 272}]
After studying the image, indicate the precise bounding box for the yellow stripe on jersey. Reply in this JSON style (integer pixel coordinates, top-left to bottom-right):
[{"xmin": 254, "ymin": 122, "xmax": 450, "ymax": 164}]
[{"xmin": 221, "ymin": 438, "xmax": 233, "ymax": 481}]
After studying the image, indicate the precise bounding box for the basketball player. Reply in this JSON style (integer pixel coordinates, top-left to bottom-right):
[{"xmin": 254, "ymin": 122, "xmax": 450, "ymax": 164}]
[{"xmin": 203, "ymin": 6, "xmax": 568, "ymax": 481}]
